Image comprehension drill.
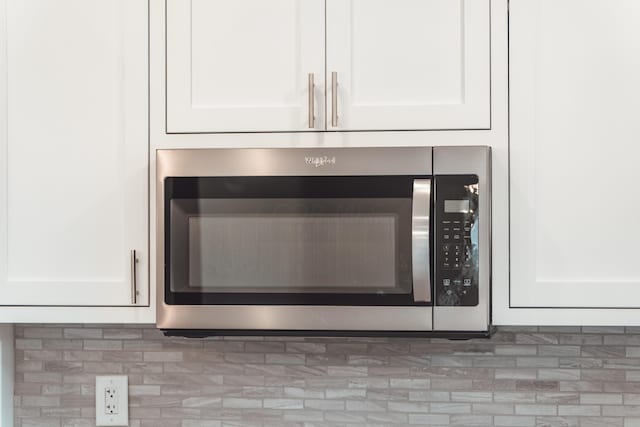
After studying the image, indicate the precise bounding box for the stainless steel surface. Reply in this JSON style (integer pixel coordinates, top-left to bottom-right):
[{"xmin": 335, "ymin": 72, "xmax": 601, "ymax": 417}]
[
  {"xmin": 433, "ymin": 146, "xmax": 491, "ymax": 332},
  {"xmin": 130, "ymin": 250, "xmax": 137, "ymax": 305},
  {"xmin": 411, "ymin": 179, "xmax": 432, "ymax": 303},
  {"xmin": 157, "ymin": 305, "xmax": 433, "ymax": 331},
  {"xmin": 308, "ymin": 73, "xmax": 314, "ymax": 129},
  {"xmin": 331, "ymin": 71, "xmax": 338, "ymax": 127},
  {"xmin": 156, "ymin": 147, "xmax": 432, "ymax": 177},
  {"xmin": 157, "ymin": 147, "xmax": 434, "ymax": 331},
  {"xmin": 156, "ymin": 146, "xmax": 491, "ymax": 333}
]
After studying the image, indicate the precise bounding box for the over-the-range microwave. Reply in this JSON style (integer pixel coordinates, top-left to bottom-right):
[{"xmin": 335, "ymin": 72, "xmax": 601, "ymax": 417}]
[{"xmin": 156, "ymin": 146, "xmax": 491, "ymax": 337}]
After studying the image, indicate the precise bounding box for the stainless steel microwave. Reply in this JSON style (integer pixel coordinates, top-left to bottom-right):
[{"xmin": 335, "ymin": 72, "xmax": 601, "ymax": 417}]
[{"xmin": 156, "ymin": 146, "xmax": 491, "ymax": 337}]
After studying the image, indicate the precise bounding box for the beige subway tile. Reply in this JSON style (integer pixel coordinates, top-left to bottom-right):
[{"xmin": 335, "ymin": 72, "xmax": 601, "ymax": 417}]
[
  {"xmin": 24, "ymin": 328, "xmax": 63, "ymax": 339},
  {"xmin": 21, "ymin": 396, "xmax": 61, "ymax": 407},
  {"xmin": 24, "ymin": 372, "xmax": 63, "ymax": 384},
  {"xmin": 221, "ymin": 398, "xmax": 262, "ymax": 409},
  {"xmin": 83, "ymin": 340, "xmax": 122, "ymax": 351},
  {"xmin": 450, "ymin": 414, "xmax": 493, "ymax": 426},
  {"xmin": 514, "ymin": 404, "xmax": 557, "ymax": 415},
  {"xmin": 494, "ymin": 415, "xmax": 535, "ymax": 426},
  {"xmin": 581, "ymin": 392, "xmax": 623, "ymax": 404},
  {"xmin": 63, "ymin": 328, "xmax": 102, "ymax": 339},
  {"xmin": 408, "ymin": 414, "xmax": 450, "ymax": 425},
  {"xmin": 16, "ymin": 339, "xmax": 43, "ymax": 350},
  {"xmin": 102, "ymin": 351, "xmax": 143, "ymax": 362}
]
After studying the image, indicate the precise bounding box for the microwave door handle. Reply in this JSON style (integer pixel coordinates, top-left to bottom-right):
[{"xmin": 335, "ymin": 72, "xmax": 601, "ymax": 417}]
[{"xmin": 412, "ymin": 179, "xmax": 432, "ymax": 303}]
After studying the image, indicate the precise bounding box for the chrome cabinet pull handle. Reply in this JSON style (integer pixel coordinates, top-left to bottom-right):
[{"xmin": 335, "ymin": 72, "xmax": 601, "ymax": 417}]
[
  {"xmin": 308, "ymin": 73, "xmax": 315, "ymax": 129},
  {"xmin": 412, "ymin": 179, "xmax": 432, "ymax": 303},
  {"xmin": 130, "ymin": 250, "xmax": 138, "ymax": 304},
  {"xmin": 331, "ymin": 71, "xmax": 338, "ymax": 127}
]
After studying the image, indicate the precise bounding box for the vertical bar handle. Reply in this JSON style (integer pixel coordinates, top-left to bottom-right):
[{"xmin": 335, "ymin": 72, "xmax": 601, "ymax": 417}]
[
  {"xmin": 308, "ymin": 73, "xmax": 315, "ymax": 129},
  {"xmin": 331, "ymin": 71, "xmax": 338, "ymax": 127},
  {"xmin": 130, "ymin": 250, "xmax": 138, "ymax": 304},
  {"xmin": 412, "ymin": 179, "xmax": 432, "ymax": 302}
]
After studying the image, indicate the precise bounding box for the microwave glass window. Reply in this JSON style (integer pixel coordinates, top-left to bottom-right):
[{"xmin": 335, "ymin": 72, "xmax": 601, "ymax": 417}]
[
  {"xmin": 187, "ymin": 213, "xmax": 398, "ymax": 293},
  {"xmin": 444, "ymin": 199, "xmax": 470, "ymax": 213},
  {"xmin": 169, "ymin": 197, "xmax": 410, "ymax": 294},
  {"xmin": 164, "ymin": 176, "xmax": 418, "ymax": 305}
]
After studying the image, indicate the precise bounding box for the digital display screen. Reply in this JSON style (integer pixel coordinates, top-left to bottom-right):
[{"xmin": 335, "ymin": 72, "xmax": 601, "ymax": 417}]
[{"xmin": 444, "ymin": 199, "xmax": 470, "ymax": 213}]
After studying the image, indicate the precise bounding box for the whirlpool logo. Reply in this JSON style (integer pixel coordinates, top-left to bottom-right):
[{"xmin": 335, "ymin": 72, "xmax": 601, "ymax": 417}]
[{"xmin": 305, "ymin": 156, "xmax": 336, "ymax": 167}]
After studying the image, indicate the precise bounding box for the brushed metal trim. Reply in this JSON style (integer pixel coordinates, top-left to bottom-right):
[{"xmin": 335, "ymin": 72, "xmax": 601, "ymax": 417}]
[
  {"xmin": 156, "ymin": 147, "xmax": 433, "ymax": 177},
  {"xmin": 156, "ymin": 158, "xmax": 164, "ymax": 323},
  {"xmin": 155, "ymin": 147, "xmax": 442, "ymax": 332},
  {"xmin": 130, "ymin": 250, "xmax": 137, "ymax": 305},
  {"xmin": 157, "ymin": 305, "xmax": 432, "ymax": 331},
  {"xmin": 308, "ymin": 73, "xmax": 315, "ymax": 129},
  {"xmin": 331, "ymin": 71, "xmax": 338, "ymax": 127},
  {"xmin": 433, "ymin": 146, "xmax": 491, "ymax": 331},
  {"xmin": 412, "ymin": 179, "xmax": 432, "ymax": 302}
]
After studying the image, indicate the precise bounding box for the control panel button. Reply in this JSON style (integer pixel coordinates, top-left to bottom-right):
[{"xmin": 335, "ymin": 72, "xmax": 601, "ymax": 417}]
[{"xmin": 434, "ymin": 175, "xmax": 479, "ymax": 308}]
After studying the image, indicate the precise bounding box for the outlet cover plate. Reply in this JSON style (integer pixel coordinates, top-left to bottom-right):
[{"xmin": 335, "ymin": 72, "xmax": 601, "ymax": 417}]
[{"xmin": 96, "ymin": 375, "xmax": 128, "ymax": 426}]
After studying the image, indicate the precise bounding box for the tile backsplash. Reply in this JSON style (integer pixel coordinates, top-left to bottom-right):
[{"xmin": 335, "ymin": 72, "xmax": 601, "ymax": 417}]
[{"xmin": 14, "ymin": 325, "xmax": 640, "ymax": 427}]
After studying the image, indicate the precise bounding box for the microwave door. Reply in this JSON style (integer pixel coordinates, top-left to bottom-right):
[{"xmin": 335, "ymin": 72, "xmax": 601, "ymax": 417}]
[
  {"xmin": 412, "ymin": 179, "xmax": 432, "ymax": 303},
  {"xmin": 164, "ymin": 175, "xmax": 418, "ymax": 306}
]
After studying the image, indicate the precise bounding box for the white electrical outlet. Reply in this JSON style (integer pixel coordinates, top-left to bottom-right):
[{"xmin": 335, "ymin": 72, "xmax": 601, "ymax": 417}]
[{"xmin": 96, "ymin": 375, "xmax": 128, "ymax": 426}]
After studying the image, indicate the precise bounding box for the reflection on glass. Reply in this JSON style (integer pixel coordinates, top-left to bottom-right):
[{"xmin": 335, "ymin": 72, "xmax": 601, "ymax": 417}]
[
  {"xmin": 461, "ymin": 183, "xmax": 479, "ymax": 287},
  {"xmin": 444, "ymin": 199, "xmax": 470, "ymax": 213},
  {"xmin": 169, "ymin": 197, "xmax": 413, "ymax": 296},
  {"xmin": 188, "ymin": 214, "xmax": 398, "ymax": 293}
]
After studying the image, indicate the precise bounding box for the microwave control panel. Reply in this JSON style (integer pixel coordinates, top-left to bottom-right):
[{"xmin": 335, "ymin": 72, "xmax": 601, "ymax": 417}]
[{"xmin": 434, "ymin": 175, "xmax": 480, "ymax": 307}]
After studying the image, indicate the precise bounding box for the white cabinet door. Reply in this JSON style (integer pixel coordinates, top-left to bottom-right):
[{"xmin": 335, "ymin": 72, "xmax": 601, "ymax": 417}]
[
  {"xmin": 510, "ymin": 0, "xmax": 640, "ymax": 308},
  {"xmin": 0, "ymin": 0, "xmax": 148, "ymax": 306},
  {"xmin": 326, "ymin": 0, "xmax": 490, "ymax": 131},
  {"xmin": 166, "ymin": 0, "xmax": 325, "ymax": 133}
]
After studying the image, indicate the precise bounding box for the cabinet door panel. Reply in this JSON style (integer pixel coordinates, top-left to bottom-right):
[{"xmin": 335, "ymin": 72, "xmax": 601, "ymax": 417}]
[
  {"xmin": 166, "ymin": 0, "xmax": 325, "ymax": 133},
  {"xmin": 326, "ymin": 0, "xmax": 490, "ymax": 131},
  {"xmin": 0, "ymin": 0, "xmax": 148, "ymax": 306},
  {"xmin": 510, "ymin": 0, "xmax": 640, "ymax": 307}
]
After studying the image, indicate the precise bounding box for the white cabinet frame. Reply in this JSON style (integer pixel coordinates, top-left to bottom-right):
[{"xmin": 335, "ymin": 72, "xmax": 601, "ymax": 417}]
[{"xmin": 0, "ymin": 0, "xmax": 149, "ymax": 308}]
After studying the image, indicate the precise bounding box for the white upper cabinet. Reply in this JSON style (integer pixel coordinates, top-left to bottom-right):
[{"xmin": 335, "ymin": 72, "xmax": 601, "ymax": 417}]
[
  {"xmin": 166, "ymin": 0, "xmax": 326, "ymax": 133},
  {"xmin": 166, "ymin": 0, "xmax": 491, "ymax": 133},
  {"xmin": 0, "ymin": 0, "xmax": 148, "ymax": 306},
  {"xmin": 326, "ymin": 0, "xmax": 490, "ymax": 131},
  {"xmin": 509, "ymin": 0, "xmax": 640, "ymax": 308}
]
